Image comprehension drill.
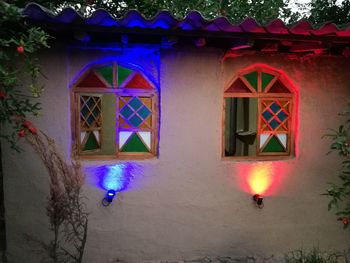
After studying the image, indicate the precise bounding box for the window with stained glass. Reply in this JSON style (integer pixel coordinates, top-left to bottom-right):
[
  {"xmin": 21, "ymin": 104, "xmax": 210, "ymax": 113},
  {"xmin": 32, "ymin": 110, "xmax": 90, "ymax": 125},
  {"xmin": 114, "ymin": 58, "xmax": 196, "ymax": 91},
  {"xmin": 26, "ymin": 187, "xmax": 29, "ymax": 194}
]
[
  {"xmin": 223, "ymin": 66, "xmax": 296, "ymax": 159},
  {"xmin": 72, "ymin": 62, "xmax": 158, "ymax": 159}
]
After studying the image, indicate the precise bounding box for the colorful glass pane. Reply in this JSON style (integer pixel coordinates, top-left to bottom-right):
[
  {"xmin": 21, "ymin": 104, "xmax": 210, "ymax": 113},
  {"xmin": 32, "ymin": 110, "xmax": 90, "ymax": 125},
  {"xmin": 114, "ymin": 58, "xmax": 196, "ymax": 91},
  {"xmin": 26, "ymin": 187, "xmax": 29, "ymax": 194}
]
[
  {"xmin": 262, "ymin": 135, "xmax": 285, "ymax": 152},
  {"xmin": 276, "ymin": 134, "xmax": 287, "ymax": 148},
  {"xmin": 124, "ymin": 73, "xmax": 153, "ymax": 90},
  {"xmin": 96, "ymin": 65, "xmax": 113, "ymax": 86},
  {"xmin": 261, "ymin": 72, "xmax": 275, "ymax": 91},
  {"xmin": 80, "ymin": 96, "xmax": 101, "ymax": 128},
  {"xmin": 120, "ymin": 106, "xmax": 133, "ymax": 119},
  {"xmin": 277, "ymin": 125, "xmax": 288, "ymax": 132},
  {"xmin": 87, "ymin": 114, "xmax": 95, "ymax": 125},
  {"xmin": 129, "ymin": 114, "xmax": 143, "ymax": 127},
  {"xmin": 140, "ymin": 97, "xmax": 152, "ymax": 108},
  {"xmin": 121, "ymin": 96, "xmax": 132, "ymax": 103},
  {"xmin": 259, "ymin": 134, "xmax": 270, "ymax": 149},
  {"xmin": 137, "ymin": 106, "xmax": 151, "ymax": 119},
  {"xmin": 269, "ymin": 80, "xmax": 290, "ymax": 93},
  {"xmin": 281, "ymin": 101, "xmax": 290, "ymax": 111},
  {"xmin": 262, "ymin": 110, "xmax": 273, "ymax": 122},
  {"xmin": 119, "ymin": 131, "xmax": 133, "ymax": 149},
  {"xmin": 80, "ymin": 131, "xmax": 86, "ymax": 144},
  {"xmin": 120, "ymin": 132, "xmax": 149, "ymax": 152},
  {"xmin": 139, "ymin": 115, "xmax": 151, "ymax": 128},
  {"xmin": 76, "ymin": 71, "xmax": 107, "ymax": 88},
  {"xmin": 225, "ymin": 78, "xmax": 252, "ymax": 93},
  {"xmin": 139, "ymin": 121, "xmax": 151, "ymax": 129},
  {"xmin": 277, "ymin": 111, "xmax": 288, "ymax": 122},
  {"xmin": 83, "ymin": 132, "xmax": 99, "ymax": 151},
  {"xmin": 243, "ymin": 71, "xmax": 258, "ymax": 91},
  {"xmin": 93, "ymin": 131, "xmax": 100, "ymax": 143},
  {"xmin": 261, "ymin": 122, "xmax": 269, "ymax": 131},
  {"xmin": 118, "ymin": 66, "xmax": 133, "ymax": 86},
  {"xmin": 119, "ymin": 116, "xmax": 132, "ymax": 129},
  {"xmin": 269, "ymin": 102, "xmax": 281, "ymax": 113},
  {"xmin": 119, "ymin": 98, "xmax": 126, "ymax": 108},
  {"xmin": 92, "ymin": 106, "xmax": 99, "ymax": 118},
  {"xmin": 128, "ymin": 97, "xmax": 143, "ymax": 111},
  {"xmin": 81, "ymin": 105, "xmax": 88, "ymax": 116},
  {"xmin": 138, "ymin": 132, "xmax": 151, "ymax": 149},
  {"xmin": 269, "ymin": 119, "xmax": 280, "ymax": 130}
]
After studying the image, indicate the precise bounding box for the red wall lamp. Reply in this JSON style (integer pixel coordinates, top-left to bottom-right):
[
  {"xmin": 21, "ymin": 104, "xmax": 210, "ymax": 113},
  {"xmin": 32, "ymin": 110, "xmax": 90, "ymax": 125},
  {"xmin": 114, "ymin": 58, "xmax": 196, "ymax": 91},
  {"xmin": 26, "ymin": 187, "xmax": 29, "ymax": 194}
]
[{"xmin": 253, "ymin": 194, "xmax": 264, "ymax": 208}]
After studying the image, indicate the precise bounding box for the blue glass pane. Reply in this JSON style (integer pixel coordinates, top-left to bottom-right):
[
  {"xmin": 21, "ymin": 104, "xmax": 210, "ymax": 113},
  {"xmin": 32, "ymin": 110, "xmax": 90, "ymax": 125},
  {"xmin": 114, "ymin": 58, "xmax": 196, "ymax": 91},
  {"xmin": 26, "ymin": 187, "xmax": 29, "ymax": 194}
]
[
  {"xmin": 81, "ymin": 106, "xmax": 88, "ymax": 116},
  {"xmin": 120, "ymin": 106, "xmax": 133, "ymax": 119},
  {"xmin": 262, "ymin": 110, "xmax": 273, "ymax": 121},
  {"xmin": 270, "ymin": 102, "xmax": 281, "ymax": 113},
  {"xmin": 129, "ymin": 115, "xmax": 143, "ymax": 127},
  {"xmin": 87, "ymin": 115, "xmax": 94, "ymax": 125},
  {"xmin": 269, "ymin": 119, "xmax": 280, "ymax": 129},
  {"xmin": 277, "ymin": 111, "xmax": 288, "ymax": 122},
  {"xmin": 137, "ymin": 106, "xmax": 151, "ymax": 119},
  {"xmin": 86, "ymin": 97, "xmax": 95, "ymax": 107},
  {"xmin": 129, "ymin": 97, "xmax": 142, "ymax": 111},
  {"xmin": 92, "ymin": 107, "xmax": 99, "ymax": 117}
]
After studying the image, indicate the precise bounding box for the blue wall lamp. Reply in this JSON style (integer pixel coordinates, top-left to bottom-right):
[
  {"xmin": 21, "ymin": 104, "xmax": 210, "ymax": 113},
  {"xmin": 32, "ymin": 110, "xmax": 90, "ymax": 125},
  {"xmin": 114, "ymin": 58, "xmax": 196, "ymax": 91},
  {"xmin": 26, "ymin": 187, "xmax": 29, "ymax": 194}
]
[{"xmin": 102, "ymin": 190, "xmax": 116, "ymax": 206}]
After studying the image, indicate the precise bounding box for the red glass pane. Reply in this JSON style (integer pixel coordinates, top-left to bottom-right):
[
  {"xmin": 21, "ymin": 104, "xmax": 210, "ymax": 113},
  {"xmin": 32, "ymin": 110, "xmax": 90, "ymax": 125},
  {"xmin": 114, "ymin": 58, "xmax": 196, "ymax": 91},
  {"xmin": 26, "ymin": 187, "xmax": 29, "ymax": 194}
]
[
  {"xmin": 225, "ymin": 78, "xmax": 252, "ymax": 93},
  {"xmin": 268, "ymin": 80, "xmax": 290, "ymax": 93},
  {"xmin": 76, "ymin": 71, "xmax": 107, "ymax": 88},
  {"xmin": 124, "ymin": 73, "xmax": 153, "ymax": 90}
]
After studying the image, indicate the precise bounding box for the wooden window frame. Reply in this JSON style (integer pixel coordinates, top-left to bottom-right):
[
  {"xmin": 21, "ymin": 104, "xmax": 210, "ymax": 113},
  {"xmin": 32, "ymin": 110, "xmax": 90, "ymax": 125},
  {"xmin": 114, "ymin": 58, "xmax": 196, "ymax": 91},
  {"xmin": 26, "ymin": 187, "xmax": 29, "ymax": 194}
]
[
  {"xmin": 222, "ymin": 65, "xmax": 296, "ymax": 161},
  {"xmin": 71, "ymin": 62, "xmax": 159, "ymax": 160}
]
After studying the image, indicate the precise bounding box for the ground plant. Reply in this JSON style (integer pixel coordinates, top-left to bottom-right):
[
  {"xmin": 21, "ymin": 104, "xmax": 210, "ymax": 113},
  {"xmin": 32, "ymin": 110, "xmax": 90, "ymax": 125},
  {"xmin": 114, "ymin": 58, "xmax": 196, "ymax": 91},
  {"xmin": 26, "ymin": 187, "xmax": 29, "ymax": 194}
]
[{"xmin": 324, "ymin": 104, "xmax": 350, "ymax": 229}]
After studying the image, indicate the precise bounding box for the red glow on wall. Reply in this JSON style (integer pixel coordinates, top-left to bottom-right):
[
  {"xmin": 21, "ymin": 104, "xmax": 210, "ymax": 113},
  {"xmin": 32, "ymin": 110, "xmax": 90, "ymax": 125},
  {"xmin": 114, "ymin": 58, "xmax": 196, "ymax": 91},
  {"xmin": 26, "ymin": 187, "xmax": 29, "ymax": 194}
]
[
  {"xmin": 234, "ymin": 162, "xmax": 290, "ymax": 196},
  {"xmin": 247, "ymin": 163, "xmax": 273, "ymax": 194}
]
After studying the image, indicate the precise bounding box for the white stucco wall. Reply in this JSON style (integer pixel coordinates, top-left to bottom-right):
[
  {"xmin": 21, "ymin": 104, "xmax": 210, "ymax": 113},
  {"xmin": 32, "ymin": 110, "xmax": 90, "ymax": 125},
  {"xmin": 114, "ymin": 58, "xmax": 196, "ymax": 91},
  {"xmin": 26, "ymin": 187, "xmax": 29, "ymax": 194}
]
[{"xmin": 2, "ymin": 44, "xmax": 350, "ymax": 262}]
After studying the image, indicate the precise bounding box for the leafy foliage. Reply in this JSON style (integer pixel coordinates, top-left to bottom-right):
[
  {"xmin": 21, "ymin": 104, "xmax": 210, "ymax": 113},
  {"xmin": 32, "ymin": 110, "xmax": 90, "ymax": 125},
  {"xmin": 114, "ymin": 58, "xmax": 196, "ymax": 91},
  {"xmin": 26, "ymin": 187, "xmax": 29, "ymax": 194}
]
[
  {"xmin": 0, "ymin": 1, "xmax": 49, "ymax": 151},
  {"xmin": 12, "ymin": 0, "xmax": 299, "ymax": 24},
  {"xmin": 308, "ymin": 0, "xmax": 350, "ymax": 25},
  {"xmin": 323, "ymin": 105, "xmax": 350, "ymax": 230},
  {"xmin": 12, "ymin": 0, "xmax": 350, "ymax": 26}
]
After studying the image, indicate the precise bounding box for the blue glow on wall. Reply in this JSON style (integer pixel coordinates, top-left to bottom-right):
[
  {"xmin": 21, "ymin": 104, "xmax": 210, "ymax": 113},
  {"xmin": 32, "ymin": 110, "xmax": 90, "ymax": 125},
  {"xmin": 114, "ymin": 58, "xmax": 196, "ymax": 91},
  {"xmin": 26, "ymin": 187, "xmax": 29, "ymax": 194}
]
[
  {"xmin": 103, "ymin": 165, "xmax": 125, "ymax": 191},
  {"xmin": 86, "ymin": 163, "xmax": 134, "ymax": 192}
]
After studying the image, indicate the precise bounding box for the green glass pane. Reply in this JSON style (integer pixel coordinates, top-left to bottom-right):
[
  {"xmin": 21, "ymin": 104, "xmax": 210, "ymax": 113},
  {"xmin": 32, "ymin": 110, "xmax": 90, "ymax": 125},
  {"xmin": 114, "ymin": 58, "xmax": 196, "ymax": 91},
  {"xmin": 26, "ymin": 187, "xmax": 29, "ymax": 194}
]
[
  {"xmin": 96, "ymin": 65, "xmax": 113, "ymax": 86},
  {"xmin": 262, "ymin": 72, "xmax": 274, "ymax": 91},
  {"xmin": 83, "ymin": 132, "xmax": 99, "ymax": 151},
  {"xmin": 121, "ymin": 132, "xmax": 149, "ymax": 152},
  {"xmin": 243, "ymin": 71, "xmax": 258, "ymax": 91},
  {"xmin": 262, "ymin": 135, "xmax": 285, "ymax": 152},
  {"xmin": 118, "ymin": 66, "xmax": 133, "ymax": 86}
]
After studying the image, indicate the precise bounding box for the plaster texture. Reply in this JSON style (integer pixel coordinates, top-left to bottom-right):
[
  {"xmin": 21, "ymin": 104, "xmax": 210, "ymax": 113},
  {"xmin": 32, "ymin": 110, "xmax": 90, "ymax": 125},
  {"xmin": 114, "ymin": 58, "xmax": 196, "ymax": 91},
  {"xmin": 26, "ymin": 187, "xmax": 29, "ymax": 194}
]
[{"xmin": 2, "ymin": 45, "xmax": 350, "ymax": 262}]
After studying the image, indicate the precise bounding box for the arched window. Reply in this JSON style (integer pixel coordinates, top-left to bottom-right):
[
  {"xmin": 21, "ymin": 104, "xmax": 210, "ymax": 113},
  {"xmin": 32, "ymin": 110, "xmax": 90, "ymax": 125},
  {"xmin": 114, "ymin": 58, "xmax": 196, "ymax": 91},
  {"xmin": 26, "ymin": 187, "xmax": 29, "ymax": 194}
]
[
  {"xmin": 223, "ymin": 65, "xmax": 296, "ymax": 159},
  {"xmin": 72, "ymin": 62, "xmax": 158, "ymax": 159}
]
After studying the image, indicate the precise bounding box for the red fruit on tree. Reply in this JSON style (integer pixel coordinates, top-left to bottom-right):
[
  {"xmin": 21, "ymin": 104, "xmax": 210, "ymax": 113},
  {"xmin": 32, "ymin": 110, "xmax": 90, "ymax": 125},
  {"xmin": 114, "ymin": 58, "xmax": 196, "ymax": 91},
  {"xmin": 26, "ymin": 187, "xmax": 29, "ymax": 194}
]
[
  {"xmin": 29, "ymin": 127, "xmax": 37, "ymax": 135},
  {"xmin": 343, "ymin": 217, "xmax": 349, "ymax": 225},
  {"xmin": 18, "ymin": 130, "xmax": 26, "ymax": 137},
  {"xmin": 22, "ymin": 120, "xmax": 32, "ymax": 128},
  {"xmin": 0, "ymin": 91, "xmax": 6, "ymax": 100},
  {"xmin": 17, "ymin": 45, "xmax": 24, "ymax": 53}
]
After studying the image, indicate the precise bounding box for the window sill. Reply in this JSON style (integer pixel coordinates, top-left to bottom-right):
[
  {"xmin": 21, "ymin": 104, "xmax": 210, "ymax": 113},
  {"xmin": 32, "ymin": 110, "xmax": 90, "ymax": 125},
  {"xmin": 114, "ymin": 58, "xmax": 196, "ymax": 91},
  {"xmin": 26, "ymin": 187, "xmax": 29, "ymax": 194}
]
[
  {"xmin": 73, "ymin": 153, "xmax": 157, "ymax": 161},
  {"xmin": 222, "ymin": 155, "xmax": 295, "ymax": 162}
]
